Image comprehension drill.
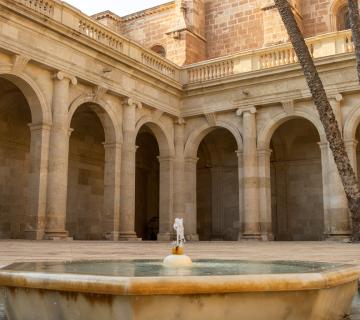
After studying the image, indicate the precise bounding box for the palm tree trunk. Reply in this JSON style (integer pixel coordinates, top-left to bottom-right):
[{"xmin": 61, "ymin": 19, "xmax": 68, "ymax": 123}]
[
  {"xmin": 348, "ymin": 0, "xmax": 360, "ymax": 83},
  {"xmin": 274, "ymin": 0, "xmax": 360, "ymax": 241}
]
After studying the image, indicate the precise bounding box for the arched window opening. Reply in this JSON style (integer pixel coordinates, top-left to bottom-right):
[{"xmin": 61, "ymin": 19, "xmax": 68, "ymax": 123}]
[
  {"xmin": 151, "ymin": 45, "xmax": 166, "ymax": 58},
  {"xmin": 337, "ymin": 5, "xmax": 351, "ymax": 31}
]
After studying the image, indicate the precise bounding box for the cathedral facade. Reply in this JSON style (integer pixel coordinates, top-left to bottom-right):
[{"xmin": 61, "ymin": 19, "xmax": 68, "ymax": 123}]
[{"xmin": 0, "ymin": 0, "xmax": 358, "ymax": 241}]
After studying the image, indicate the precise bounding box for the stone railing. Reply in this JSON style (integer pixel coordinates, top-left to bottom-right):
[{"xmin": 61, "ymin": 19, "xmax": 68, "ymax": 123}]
[
  {"xmin": 7, "ymin": 0, "xmax": 180, "ymax": 82},
  {"xmin": 5, "ymin": 1, "xmax": 357, "ymax": 85},
  {"xmin": 14, "ymin": 0, "xmax": 54, "ymax": 17},
  {"xmin": 141, "ymin": 53, "xmax": 176, "ymax": 78},
  {"xmin": 187, "ymin": 60, "xmax": 234, "ymax": 83},
  {"xmin": 78, "ymin": 19, "xmax": 123, "ymax": 52},
  {"xmin": 185, "ymin": 30, "xmax": 355, "ymax": 84}
]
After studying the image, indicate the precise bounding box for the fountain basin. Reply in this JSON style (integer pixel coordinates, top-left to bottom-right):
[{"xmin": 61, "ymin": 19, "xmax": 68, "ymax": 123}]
[{"xmin": 0, "ymin": 260, "xmax": 359, "ymax": 320}]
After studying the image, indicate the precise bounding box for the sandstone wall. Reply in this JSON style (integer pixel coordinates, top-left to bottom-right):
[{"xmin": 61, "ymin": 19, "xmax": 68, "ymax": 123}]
[
  {"xmin": 66, "ymin": 107, "xmax": 105, "ymax": 240},
  {"xmin": 0, "ymin": 80, "xmax": 31, "ymax": 239}
]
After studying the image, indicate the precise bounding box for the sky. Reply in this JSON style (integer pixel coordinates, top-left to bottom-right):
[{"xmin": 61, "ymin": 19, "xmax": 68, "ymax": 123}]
[{"xmin": 64, "ymin": 0, "xmax": 171, "ymax": 16}]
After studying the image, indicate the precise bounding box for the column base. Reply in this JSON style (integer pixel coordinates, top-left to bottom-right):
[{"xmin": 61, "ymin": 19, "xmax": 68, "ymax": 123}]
[
  {"xmin": 103, "ymin": 232, "xmax": 120, "ymax": 241},
  {"xmin": 24, "ymin": 230, "xmax": 45, "ymax": 240},
  {"xmin": 324, "ymin": 233, "xmax": 351, "ymax": 242},
  {"xmin": 157, "ymin": 233, "xmax": 173, "ymax": 241},
  {"xmin": 185, "ymin": 233, "xmax": 199, "ymax": 241},
  {"xmin": 44, "ymin": 231, "xmax": 72, "ymax": 241},
  {"xmin": 241, "ymin": 233, "xmax": 263, "ymax": 240},
  {"xmin": 119, "ymin": 232, "xmax": 142, "ymax": 241}
]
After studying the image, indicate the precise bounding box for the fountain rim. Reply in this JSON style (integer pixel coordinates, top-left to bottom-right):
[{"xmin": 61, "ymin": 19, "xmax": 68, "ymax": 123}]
[{"xmin": 0, "ymin": 261, "xmax": 359, "ymax": 296}]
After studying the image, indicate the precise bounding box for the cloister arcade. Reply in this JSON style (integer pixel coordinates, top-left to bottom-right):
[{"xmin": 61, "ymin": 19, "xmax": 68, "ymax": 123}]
[{"xmin": 0, "ymin": 70, "xmax": 359, "ymax": 242}]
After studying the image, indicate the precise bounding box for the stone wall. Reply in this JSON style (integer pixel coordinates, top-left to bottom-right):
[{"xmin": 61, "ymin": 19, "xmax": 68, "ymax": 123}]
[
  {"xmin": 0, "ymin": 79, "xmax": 31, "ymax": 239},
  {"xmin": 270, "ymin": 119, "xmax": 324, "ymax": 241},
  {"xmin": 135, "ymin": 130, "xmax": 160, "ymax": 240},
  {"xmin": 66, "ymin": 106, "xmax": 105, "ymax": 240},
  {"xmin": 197, "ymin": 128, "xmax": 239, "ymax": 241},
  {"xmin": 95, "ymin": 0, "xmax": 355, "ymax": 62}
]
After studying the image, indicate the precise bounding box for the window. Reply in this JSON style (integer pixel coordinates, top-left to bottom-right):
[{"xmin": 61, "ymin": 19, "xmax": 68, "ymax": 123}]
[
  {"xmin": 150, "ymin": 45, "xmax": 166, "ymax": 58},
  {"xmin": 337, "ymin": 5, "xmax": 351, "ymax": 31}
]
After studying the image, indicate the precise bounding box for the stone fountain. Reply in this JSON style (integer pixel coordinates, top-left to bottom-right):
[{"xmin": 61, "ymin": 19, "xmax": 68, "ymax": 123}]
[
  {"xmin": 163, "ymin": 218, "xmax": 192, "ymax": 268},
  {"xmin": 0, "ymin": 219, "xmax": 359, "ymax": 320}
]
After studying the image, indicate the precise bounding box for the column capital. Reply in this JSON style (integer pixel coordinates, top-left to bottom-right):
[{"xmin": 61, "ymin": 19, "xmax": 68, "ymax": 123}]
[
  {"xmin": 102, "ymin": 142, "xmax": 122, "ymax": 149},
  {"xmin": 53, "ymin": 71, "xmax": 77, "ymax": 85},
  {"xmin": 329, "ymin": 93, "xmax": 343, "ymax": 103},
  {"xmin": 318, "ymin": 141, "xmax": 329, "ymax": 150},
  {"xmin": 236, "ymin": 106, "xmax": 257, "ymax": 117},
  {"xmin": 123, "ymin": 97, "xmax": 142, "ymax": 109},
  {"xmin": 185, "ymin": 156, "xmax": 199, "ymax": 164},
  {"xmin": 68, "ymin": 128, "xmax": 74, "ymax": 137},
  {"xmin": 344, "ymin": 138, "xmax": 358, "ymax": 147},
  {"xmin": 257, "ymin": 148, "xmax": 272, "ymax": 157},
  {"xmin": 157, "ymin": 156, "xmax": 176, "ymax": 163},
  {"xmin": 28, "ymin": 122, "xmax": 52, "ymax": 132},
  {"xmin": 235, "ymin": 150, "xmax": 243, "ymax": 157}
]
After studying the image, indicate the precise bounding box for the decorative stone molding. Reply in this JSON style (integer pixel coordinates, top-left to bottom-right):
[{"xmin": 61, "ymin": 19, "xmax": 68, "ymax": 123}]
[
  {"xmin": 282, "ymin": 100, "xmax": 295, "ymax": 114},
  {"xmin": 92, "ymin": 86, "xmax": 108, "ymax": 101},
  {"xmin": 204, "ymin": 112, "xmax": 217, "ymax": 126},
  {"xmin": 12, "ymin": 54, "xmax": 30, "ymax": 73},
  {"xmin": 152, "ymin": 110, "xmax": 164, "ymax": 121},
  {"xmin": 236, "ymin": 106, "xmax": 257, "ymax": 117},
  {"xmin": 175, "ymin": 117, "xmax": 186, "ymax": 126},
  {"xmin": 53, "ymin": 71, "xmax": 77, "ymax": 85}
]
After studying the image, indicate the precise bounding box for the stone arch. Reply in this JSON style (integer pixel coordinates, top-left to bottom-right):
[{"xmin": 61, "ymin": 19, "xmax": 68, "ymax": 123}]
[
  {"xmin": 184, "ymin": 120, "xmax": 243, "ymax": 158},
  {"xmin": 330, "ymin": 0, "xmax": 349, "ymax": 31},
  {"xmin": 135, "ymin": 116, "xmax": 175, "ymax": 157},
  {"xmin": 68, "ymin": 95, "xmax": 122, "ymax": 144},
  {"xmin": 0, "ymin": 68, "xmax": 51, "ymax": 125},
  {"xmin": 150, "ymin": 44, "xmax": 166, "ymax": 57},
  {"xmin": 258, "ymin": 110, "xmax": 326, "ymax": 150},
  {"xmin": 343, "ymin": 107, "xmax": 360, "ymax": 141}
]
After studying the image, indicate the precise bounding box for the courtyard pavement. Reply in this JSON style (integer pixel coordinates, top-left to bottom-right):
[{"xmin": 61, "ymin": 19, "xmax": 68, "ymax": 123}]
[
  {"xmin": 0, "ymin": 240, "xmax": 360, "ymax": 266},
  {"xmin": 0, "ymin": 240, "xmax": 360, "ymax": 319}
]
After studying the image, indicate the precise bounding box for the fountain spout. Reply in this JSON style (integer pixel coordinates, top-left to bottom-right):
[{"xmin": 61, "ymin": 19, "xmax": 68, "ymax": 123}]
[{"xmin": 163, "ymin": 218, "xmax": 192, "ymax": 267}]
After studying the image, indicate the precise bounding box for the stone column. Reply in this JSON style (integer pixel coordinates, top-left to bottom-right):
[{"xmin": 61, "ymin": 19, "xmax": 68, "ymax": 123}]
[
  {"xmin": 344, "ymin": 139, "xmax": 358, "ymax": 176},
  {"xmin": 237, "ymin": 107, "xmax": 261, "ymax": 239},
  {"xmin": 103, "ymin": 142, "xmax": 122, "ymax": 240},
  {"xmin": 25, "ymin": 123, "xmax": 51, "ymax": 240},
  {"xmin": 319, "ymin": 142, "xmax": 351, "ymax": 239},
  {"xmin": 173, "ymin": 118, "xmax": 186, "ymax": 220},
  {"xmin": 184, "ymin": 156, "xmax": 199, "ymax": 240},
  {"xmin": 45, "ymin": 72, "xmax": 77, "ymax": 240},
  {"xmin": 157, "ymin": 156, "xmax": 174, "ymax": 241},
  {"xmin": 119, "ymin": 98, "xmax": 141, "ymax": 240},
  {"xmin": 320, "ymin": 94, "xmax": 351, "ymax": 240},
  {"xmin": 236, "ymin": 150, "xmax": 244, "ymax": 240},
  {"xmin": 258, "ymin": 148, "xmax": 273, "ymax": 240}
]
